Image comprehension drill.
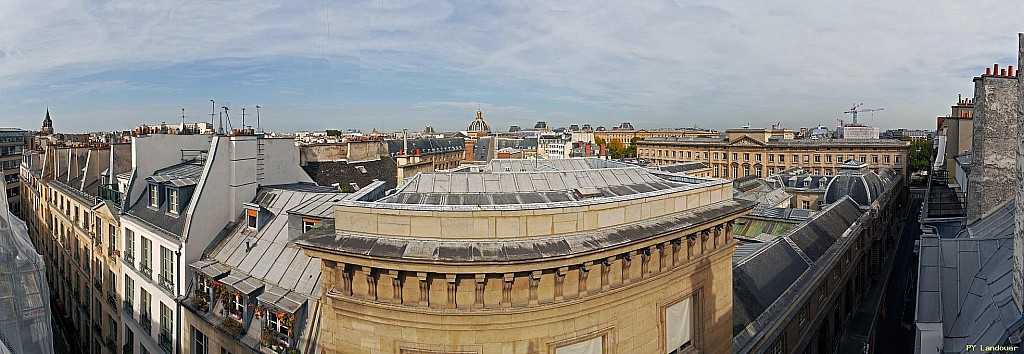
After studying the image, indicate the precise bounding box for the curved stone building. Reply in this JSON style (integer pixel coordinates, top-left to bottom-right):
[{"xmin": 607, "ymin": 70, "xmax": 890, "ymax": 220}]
[{"xmin": 298, "ymin": 158, "xmax": 755, "ymax": 353}]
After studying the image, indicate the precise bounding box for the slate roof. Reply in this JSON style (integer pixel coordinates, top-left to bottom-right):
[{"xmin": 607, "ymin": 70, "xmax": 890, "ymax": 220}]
[
  {"xmin": 732, "ymin": 197, "xmax": 863, "ymax": 338},
  {"xmin": 203, "ymin": 185, "xmax": 345, "ymax": 298},
  {"xmin": 485, "ymin": 158, "xmax": 633, "ymax": 172},
  {"xmin": 657, "ymin": 162, "xmax": 710, "ymax": 174},
  {"xmin": 125, "ymin": 159, "xmax": 207, "ymax": 237},
  {"xmin": 917, "ymin": 201, "xmax": 1024, "ymax": 352},
  {"xmin": 823, "ymin": 162, "xmax": 897, "ymax": 207},
  {"xmin": 385, "ymin": 138, "xmax": 465, "ymax": 156},
  {"xmin": 297, "ymin": 198, "xmax": 756, "ymax": 262},
  {"xmin": 301, "ymin": 156, "xmax": 398, "ymax": 191}
]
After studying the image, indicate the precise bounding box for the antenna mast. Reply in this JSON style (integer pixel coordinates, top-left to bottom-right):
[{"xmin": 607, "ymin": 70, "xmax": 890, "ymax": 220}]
[
  {"xmin": 255, "ymin": 105, "xmax": 261, "ymax": 132},
  {"xmin": 210, "ymin": 100, "xmax": 217, "ymax": 134}
]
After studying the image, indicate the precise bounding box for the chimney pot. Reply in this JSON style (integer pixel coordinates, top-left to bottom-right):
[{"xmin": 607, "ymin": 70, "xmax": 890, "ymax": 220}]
[
  {"xmin": 1010, "ymin": 66, "xmax": 1015, "ymax": 77},
  {"xmin": 995, "ymin": 63, "xmax": 1000, "ymax": 75},
  {"xmin": 987, "ymin": 68, "xmax": 992, "ymax": 75},
  {"xmin": 1002, "ymin": 69, "xmax": 1008, "ymax": 76}
]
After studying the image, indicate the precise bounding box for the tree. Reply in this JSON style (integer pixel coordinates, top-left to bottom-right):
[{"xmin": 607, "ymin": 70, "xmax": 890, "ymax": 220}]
[
  {"xmin": 607, "ymin": 139, "xmax": 626, "ymax": 159},
  {"xmin": 325, "ymin": 129, "xmax": 342, "ymax": 136},
  {"xmin": 900, "ymin": 136, "xmax": 933, "ymax": 173},
  {"xmin": 595, "ymin": 136, "xmax": 606, "ymax": 146}
]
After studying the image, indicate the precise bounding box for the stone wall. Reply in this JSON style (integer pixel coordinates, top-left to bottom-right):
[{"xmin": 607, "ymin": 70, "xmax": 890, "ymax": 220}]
[
  {"xmin": 313, "ymin": 217, "xmax": 740, "ymax": 354},
  {"xmin": 967, "ymin": 67, "xmax": 1018, "ymax": 222},
  {"xmin": 1015, "ymin": 33, "xmax": 1024, "ymax": 313}
]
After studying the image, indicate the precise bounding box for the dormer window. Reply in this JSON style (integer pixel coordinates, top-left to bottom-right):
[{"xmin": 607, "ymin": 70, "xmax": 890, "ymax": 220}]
[
  {"xmin": 168, "ymin": 189, "xmax": 179, "ymax": 214},
  {"xmin": 149, "ymin": 184, "xmax": 159, "ymax": 207},
  {"xmin": 302, "ymin": 218, "xmax": 321, "ymax": 233},
  {"xmin": 246, "ymin": 209, "xmax": 258, "ymax": 229}
]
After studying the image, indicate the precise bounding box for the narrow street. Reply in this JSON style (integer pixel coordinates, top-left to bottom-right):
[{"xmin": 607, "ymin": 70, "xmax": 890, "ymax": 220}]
[{"xmin": 840, "ymin": 188, "xmax": 923, "ymax": 353}]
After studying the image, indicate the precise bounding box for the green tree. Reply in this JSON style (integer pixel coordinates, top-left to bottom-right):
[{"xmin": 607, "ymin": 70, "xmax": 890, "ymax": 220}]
[
  {"xmin": 900, "ymin": 136, "xmax": 933, "ymax": 173},
  {"xmin": 325, "ymin": 129, "xmax": 342, "ymax": 136}
]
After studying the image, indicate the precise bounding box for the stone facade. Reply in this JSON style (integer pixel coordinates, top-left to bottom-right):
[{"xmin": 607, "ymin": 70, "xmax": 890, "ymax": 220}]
[
  {"xmin": 299, "ymin": 162, "xmax": 752, "ymax": 354},
  {"xmin": 967, "ymin": 64, "xmax": 1019, "ymax": 222},
  {"xmin": 594, "ymin": 129, "xmax": 720, "ymax": 145},
  {"xmin": 1015, "ymin": 33, "xmax": 1024, "ymax": 313},
  {"xmin": 636, "ymin": 133, "xmax": 909, "ymax": 180}
]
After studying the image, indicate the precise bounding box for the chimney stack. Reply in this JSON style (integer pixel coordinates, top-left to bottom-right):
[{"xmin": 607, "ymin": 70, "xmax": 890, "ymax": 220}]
[
  {"xmin": 988, "ymin": 68, "xmax": 993, "ymax": 75},
  {"xmin": 1013, "ymin": 33, "xmax": 1024, "ymax": 312},
  {"xmin": 995, "ymin": 63, "xmax": 1000, "ymax": 75},
  {"xmin": 1011, "ymin": 65, "xmax": 1015, "ymax": 77}
]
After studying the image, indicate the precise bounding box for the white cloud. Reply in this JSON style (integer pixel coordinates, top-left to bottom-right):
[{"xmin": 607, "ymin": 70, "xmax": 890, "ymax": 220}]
[{"xmin": 1, "ymin": 0, "xmax": 1022, "ymax": 131}]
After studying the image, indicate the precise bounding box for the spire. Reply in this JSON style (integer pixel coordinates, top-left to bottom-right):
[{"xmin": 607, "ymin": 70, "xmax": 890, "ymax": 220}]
[{"xmin": 41, "ymin": 107, "xmax": 53, "ymax": 134}]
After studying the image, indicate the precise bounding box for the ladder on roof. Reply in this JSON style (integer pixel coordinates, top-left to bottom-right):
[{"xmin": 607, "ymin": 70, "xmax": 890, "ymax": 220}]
[{"xmin": 256, "ymin": 139, "xmax": 266, "ymax": 182}]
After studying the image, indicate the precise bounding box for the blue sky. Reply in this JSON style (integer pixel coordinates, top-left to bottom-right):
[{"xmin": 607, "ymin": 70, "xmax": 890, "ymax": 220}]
[{"xmin": 1, "ymin": 1, "xmax": 1021, "ymax": 133}]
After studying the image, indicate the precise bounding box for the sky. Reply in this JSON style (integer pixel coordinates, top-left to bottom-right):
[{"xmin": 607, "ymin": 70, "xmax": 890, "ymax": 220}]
[{"xmin": 0, "ymin": 1, "xmax": 1021, "ymax": 133}]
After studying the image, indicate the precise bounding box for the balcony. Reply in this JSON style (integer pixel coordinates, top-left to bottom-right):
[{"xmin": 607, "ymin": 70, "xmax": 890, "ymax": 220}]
[
  {"xmin": 140, "ymin": 314, "xmax": 152, "ymax": 332},
  {"xmin": 122, "ymin": 301, "xmax": 134, "ymax": 317},
  {"xmin": 138, "ymin": 263, "xmax": 152, "ymax": 280},
  {"xmin": 123, "ymin": 254, "xmax": 135, "ymax": 270},
  {"xmin": 93, "ymin": 280, "xmax": 101, "ymax": 291},
  {"xmin": 106, "ymin": 293, "xmax": 116, "ymax": 306},
  {"xmin": 97, "ymin": 184, "xmax": 123, "ymax": 209},
  {"xmin": 73, "ymin": 289, "xmax": 80, "ymax": 301},
  {"xmin": 158, "ymin": 332, "xmax": 172, "ymax": 353},
  {"xmin": 157, "ymin": 274, "xmax": 174, "ymax": 293},
  {"xmin": 92, "ymin": 323, "xmax": 101, "ymax": 334},
  {"xmin": 104, "ymin": 337, "xmax": 115, "ymax": 351}
]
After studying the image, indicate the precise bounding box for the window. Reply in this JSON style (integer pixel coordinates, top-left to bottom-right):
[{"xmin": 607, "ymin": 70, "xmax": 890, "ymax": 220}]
[
  {"xmin": 124, "ymin": 326, "xmax": 134, "ymax": 353},
  {"xmin": 555, "ymin": 336, "xmax": 603, "ymax": 354},
  {"xmin": 778, "ymin": 154, "xmax": 784, "ymax": 163},
  {"xmin": 221, "ymin": 349, "xmax": 232, "ymax": 354},
  {"xmin": 686, "ymin": 151, "xmax": 691, "ymax": 159},
  {"xmin": 798, "ymin": 307, "xmax": 807, "ymax": 328},
  {"xmin": 803, "ymin": 155, "xmax": 809, "ymax": 163},
  {"xmin": 160, "ymin": 303, "xmax": 173, "ymax": 345},
  {"xmin": 884, "ymin": 155, "xmax": 891, "ymax": 164},
  {"xmin": 814, "ymin": 155, "xmax": 820, "ymax": 163},
  {"xmin": 302, "ymin": 218, "xmax": 321, "ymax": 233},
  {"xmin": 666, "ymin": 296, "xmax": 694, "ymax": 353},
  {"xmin": 140, "ymin": 288, "xmax": 152, "ymax": 332},
  {"xmin": 269, "ymin": 311, "xmax": 291, "ymax": 335},
  {"xmin": 193, "ymin": 326, "xmax": 208, "ymax": 354},
  {"xmin": 95, "ymin": 216, "xmax": 103, "ymax": 236},
  {"xmin": 124, "ymin": 228, "xmax": 135, "ymax": 263},
  {"xmin": 109, "ymin": 269, "xmax": 116, "ymax": 294},
  {"xmin": 731, "ymin": 153, "xmax": 737, "ymax": 160},
  {"xmin": 246, "ymin": 209, "xmax": 257, "ymax": 229},
  {"xmin": 149, "ymin": 185, "xmax": 159, "ymax": 207},
  {"xmin": 108, "ymin": 225, "xmax": 117, "ymax": 256},
  {"xmin": 124, "ymin": 275, "xmax": 134, "ymax": 310},
  {"xmin": 825, "ymin": 155, "xmax": 832, "ymax": 163},
  {"xmin": 872, "ymin": 155, "xmax": 878, "ymax": 163},
  {"xmin": 755, "ymin": 154, "xmax": 761, "ymax": 162},
  {"xmin": 229, "ymin": 292, "xmax": 244, "ymax": 318},
  {"xmin": 802, "ymin": 201, "xmax": 810, "ymax": 209},
  {"xmin": 768, "ymin": 154, "xmax": 774, "ymax": 162},
  {"xmin": 860, "ymin": 155, "xmax": 866, "ymax": 163},
  {"xmin": 791, "ymin": 154, "xmax": 798, "ymax": 162},
  {"xmin": 768, "ymin": 336, "xmax": 785, "ymax": 354},
  {"xmin": 895, "ymin": 155, "xmax": 901, "ymax": 163},
  {"xmin": 141, "ymin": 237, "xmax": 152, "ymax": 276},
  {"xmin": 713, "ymin": 152, "xmax": 719, "ymax": 160},
  {"xmin": 168, "ymin": 189, "xmax": 178, "ymax": 214},
  {"xmin": 160, "ymin": 246, "xmax": 175, "ymax": 290}
]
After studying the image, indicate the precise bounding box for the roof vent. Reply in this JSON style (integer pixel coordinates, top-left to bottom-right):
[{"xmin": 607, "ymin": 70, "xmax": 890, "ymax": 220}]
[{"xmin": 356, "ymin": 166, "xmax": 367, "ymax": 174}]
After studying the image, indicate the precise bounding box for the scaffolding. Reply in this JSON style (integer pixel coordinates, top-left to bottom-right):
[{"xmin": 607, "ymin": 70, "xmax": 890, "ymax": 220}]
[{"xmin": 0, "ymin": 178, "xmax": 53, "ymax": 354}]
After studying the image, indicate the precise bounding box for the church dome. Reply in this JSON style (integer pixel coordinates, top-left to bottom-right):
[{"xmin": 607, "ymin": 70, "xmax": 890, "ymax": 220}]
[{"xmin": 467, "ymin": 109, "xmax": 490, "ymax": 132}]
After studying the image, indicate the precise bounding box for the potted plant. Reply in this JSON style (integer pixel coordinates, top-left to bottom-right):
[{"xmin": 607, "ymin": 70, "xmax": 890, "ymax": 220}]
[{"xmin": 222, "ymin": 316, "xmax": 244, "ymax": 335}]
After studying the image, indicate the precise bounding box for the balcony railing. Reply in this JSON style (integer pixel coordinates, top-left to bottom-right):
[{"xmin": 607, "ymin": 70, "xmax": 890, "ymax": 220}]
[
  {"xmin": 106, "ymin": 293, "xmax": 116, "ymax": 306},
  {"xmin": 140, "ymin": 314, "xmax": 152, "ymax": 332},
  {"xmin": 138, "ymin": 264, "xmax": 152, "ymax": 280},
  {"xmin": 93, "ymin": 281, "xmax": 101, "ymax": 291},
  {"xmin": 92, "ymin": 324, "xmax": 101, "ymax": 334},
  {"xmin": 122, "ymin": 301, "xmax": 134, "ymax": 317},
  {"xmin": 158, "ymin": 332, "xmax": 172, "ymax": 353},
  {"xmin": 123, "ymin": 254, "xmax": 135, "ymax": 269},
  {"xmin": 157, "ymin": 274, "xmax": 174, "ymax": 292},
  {"xmin": 104, "ymin": 337, "xmax": 115, "ymax": 351},
  {"xmin": 97, "ymin": 184, "xmax": 123, "ymax": 209}
]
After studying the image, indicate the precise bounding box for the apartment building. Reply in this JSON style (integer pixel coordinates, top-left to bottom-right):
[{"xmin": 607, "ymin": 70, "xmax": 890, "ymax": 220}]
[
  {"xmin": 636, "ymin": 129, "xmax": 910, "ymax": 179},
  {"xmin": 20, "ymin": 143, "xmax": 132, "ymax": 354},
  {"xmin": 116, "ymin": 134, "xmax": 312, "ymax": 354},
  {"xmin": 1, "ymin": 128, "xmax": 30, "ymax": 217}
]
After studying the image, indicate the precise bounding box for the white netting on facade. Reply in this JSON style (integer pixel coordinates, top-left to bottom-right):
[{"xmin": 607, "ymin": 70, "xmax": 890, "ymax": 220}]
[{"xmin": 0, "ymin": 178, "xmax": 53, "ymax": 354}]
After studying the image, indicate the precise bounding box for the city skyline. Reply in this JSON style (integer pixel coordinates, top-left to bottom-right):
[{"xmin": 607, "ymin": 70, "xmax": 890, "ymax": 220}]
[{"xmin": 2, "ymin": 1, "xmax": 1020, "ymax": 133}]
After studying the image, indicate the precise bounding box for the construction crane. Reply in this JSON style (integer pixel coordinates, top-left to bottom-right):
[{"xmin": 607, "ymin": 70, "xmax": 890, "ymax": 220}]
[{"xmin": 843, "ymin": 103, "xmax": 884, "ymax": 125}]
